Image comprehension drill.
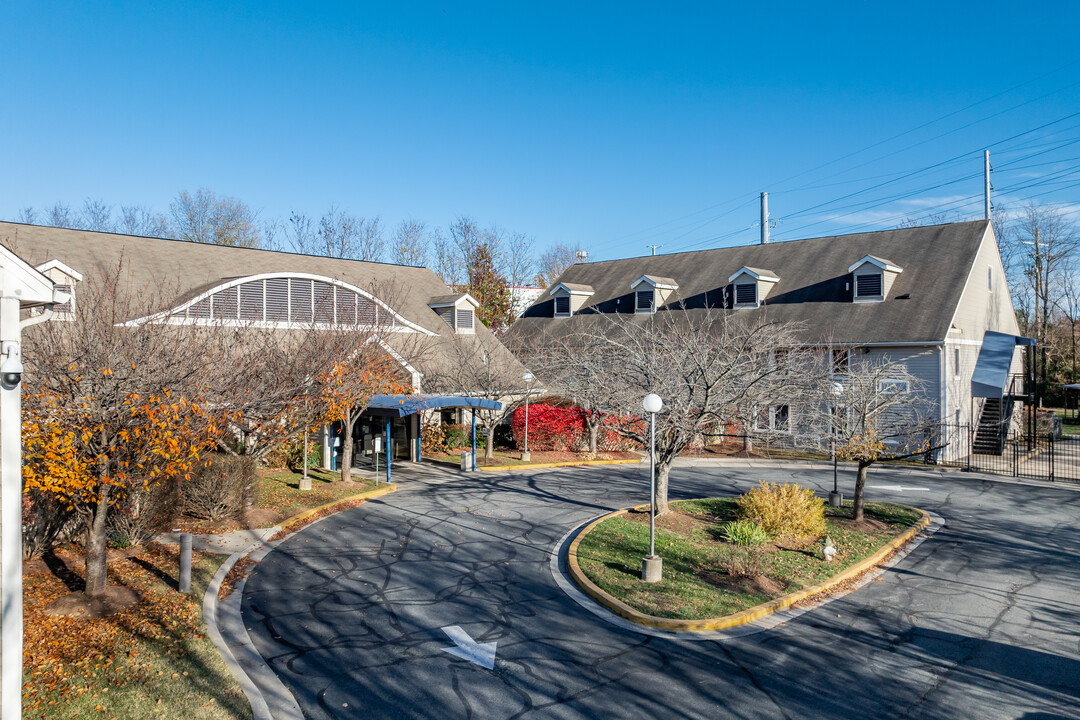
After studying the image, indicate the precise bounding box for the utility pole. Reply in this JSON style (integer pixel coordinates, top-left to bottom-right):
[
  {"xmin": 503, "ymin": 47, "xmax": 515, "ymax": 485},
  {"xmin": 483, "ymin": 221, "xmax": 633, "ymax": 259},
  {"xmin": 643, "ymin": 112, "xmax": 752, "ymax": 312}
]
[
  {"xmin": 760, "ymin": 192, "xmax": 770, "ymax": 244},
  {"xmin": 984, "ymin": 150, "xmax": 992, "ymax": 221},
  {"xmin": 647, "ymin": 245, "xmax": 661, "ymax": 256}
]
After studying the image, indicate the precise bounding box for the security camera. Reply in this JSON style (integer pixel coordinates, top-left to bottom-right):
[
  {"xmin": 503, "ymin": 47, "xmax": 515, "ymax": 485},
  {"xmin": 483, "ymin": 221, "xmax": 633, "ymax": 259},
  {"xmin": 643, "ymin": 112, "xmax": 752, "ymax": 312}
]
[{"xmin": 1, "ymin": 342, "xmax": 22, "ymax": 388}]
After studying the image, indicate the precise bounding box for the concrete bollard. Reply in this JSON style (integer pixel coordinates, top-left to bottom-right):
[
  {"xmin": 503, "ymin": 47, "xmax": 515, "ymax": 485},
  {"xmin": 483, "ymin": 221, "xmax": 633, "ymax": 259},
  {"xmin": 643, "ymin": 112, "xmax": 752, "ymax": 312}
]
[{"xmin": 179, "ymin": 533, "xmax": 192, "ymax": 593}]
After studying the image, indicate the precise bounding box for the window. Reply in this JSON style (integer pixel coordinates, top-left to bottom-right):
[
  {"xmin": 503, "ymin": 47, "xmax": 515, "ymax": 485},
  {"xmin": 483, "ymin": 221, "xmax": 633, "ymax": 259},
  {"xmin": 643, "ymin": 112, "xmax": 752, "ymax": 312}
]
[
  {"xmin": 456, "ymin": 308, "xmax": 475, "ymax": 330},
  {"xmin": 735, "ymin": 283, "xmax": 757, "ymax": 306},
  {"xmin": 555, "ymin": 295, "xmax": 571, "ymax": 316},
  {"xmin": 988, "ymin": 265, "xmax": 993, "ymax": 292},
  {"xmin": 755, "ymin": 405, "xmax": 791, "ymax": 433},
  {"xmin": 855, "ymin": 273, "xmax": 882, "ymax": 298},
  {"xmin": 878, "ymin": 379, "xmax": 909, "ymax": 394},
  {"xmin": 832, "ymin": 348, "xmax": 849, "ymax": 375},
  {"xmin": 53, "ymin": 284, "xmax": 75, "ymax": 319},
  {"xmin": 636, "ymin": 289, "xmax": 655, "ymax": 313},
  {"xmin": 954, "ymin": 348, "xmax": 961, "ymax": 376},
  {"xmin": 773, "ymin": 349, "xmax": 789, "ymax": 374}
]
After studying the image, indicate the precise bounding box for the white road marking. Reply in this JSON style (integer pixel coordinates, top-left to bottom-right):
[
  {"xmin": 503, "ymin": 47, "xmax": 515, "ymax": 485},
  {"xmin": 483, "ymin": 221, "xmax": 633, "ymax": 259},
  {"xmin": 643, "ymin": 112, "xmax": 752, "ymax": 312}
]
[
  {"xmin": 869, "ymin": 485, "xmax": 930, "ymax": 491},
  {"xmin": 441, "ymin": 625, "xmax": 497, "ymax": 670}
]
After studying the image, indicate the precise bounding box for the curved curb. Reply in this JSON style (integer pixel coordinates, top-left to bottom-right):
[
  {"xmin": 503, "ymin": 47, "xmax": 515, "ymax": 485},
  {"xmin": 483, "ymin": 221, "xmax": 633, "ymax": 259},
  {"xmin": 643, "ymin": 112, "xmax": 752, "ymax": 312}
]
[
  {"xmin": 566, "ymin": 501, "xmax": 931, "ymax": 633},
  {"xmin": 202, "ymin": 483, "xmax": 398, "ymax": 720},
  {"xmin": 479, "ymin": 458, "xmax": 643, "ymax": 472},
  {"xmin": 275, "ymin": 483, "xmax": 397, "ymax": 534}
]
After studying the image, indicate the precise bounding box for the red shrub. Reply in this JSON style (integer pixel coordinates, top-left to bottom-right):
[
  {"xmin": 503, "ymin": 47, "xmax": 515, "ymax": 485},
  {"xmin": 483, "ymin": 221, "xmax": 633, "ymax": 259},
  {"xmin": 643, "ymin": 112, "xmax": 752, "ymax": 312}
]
[{"xmin": 510, "ymin": 403, "xmax": 585, "ymax": 451}]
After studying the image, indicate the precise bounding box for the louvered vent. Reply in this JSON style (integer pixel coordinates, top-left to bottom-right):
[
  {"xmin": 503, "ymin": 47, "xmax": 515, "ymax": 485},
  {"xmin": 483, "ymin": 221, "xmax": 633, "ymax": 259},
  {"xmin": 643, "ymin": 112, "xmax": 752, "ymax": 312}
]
[
  {"xmin": 212, "ymin": 286, "xmax": 238, "ymax": 320},
  {"xmin": 855, "ymin": 274, "xmax": 882, "ymax": 297},
  {"xmin": 636, "ymin": 289, "xmax": 654, "ymax": 312},
  {"xmin": 265, "ymin": 278, "xmax": 289, "ymax": 321},
  {"xmin": 456, "ymin": 308, "xmax": 474, "ymax": 329},
  {"xmin": 436, "ymin": 307, "xmax": 454, "ymax": 327},
  {"xmin": 313, "ymin": 281, "xmax": 335, "ymax": 323},
  {"xmin": 735, "ymin": 283, "xmax": 756, "ymax": 305},
  {"xmin": 54, "ymin": 284, "xmax": 74, "ymax": 315},
  {"xmin": 187, "ymin": 297, "xmax": 211, "ymax": 319},
  {"xmin": 555, "ymin": 296, "xmax": 570, "ymax": 316},
  {"xmin": 290, "ymin": 279, "xmax": 313, "ymax": 322},
  {"xmin": 240, "ymin": 281, "xmax": 263, "ymax": 321}
]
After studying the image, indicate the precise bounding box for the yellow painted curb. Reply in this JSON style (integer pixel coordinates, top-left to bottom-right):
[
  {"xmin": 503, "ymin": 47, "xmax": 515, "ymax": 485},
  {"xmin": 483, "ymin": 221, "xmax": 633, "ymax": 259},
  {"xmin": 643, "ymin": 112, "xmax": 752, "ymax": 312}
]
[
  {"xmin": 567, "ymin": 501, "xmax": 930, "ymax": 632},
  {"xmin": 277, "ymin": 483, "xmax": 397, "ymax": 534},
  {"xmin": 479, "ymin": 458, "xmax": 643, "ymax": 472}
]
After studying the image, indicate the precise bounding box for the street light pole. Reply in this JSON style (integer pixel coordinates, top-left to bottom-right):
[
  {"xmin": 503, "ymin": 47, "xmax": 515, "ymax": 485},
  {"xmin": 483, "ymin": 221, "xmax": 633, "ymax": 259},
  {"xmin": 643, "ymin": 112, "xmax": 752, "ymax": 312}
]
[
  {"xmin": 642, "ymin": 393, "xmax": 663, "ymax": 582},
  {"xmin": 522, "ymin": 371, "xmax": 534, "ymax": 462}
]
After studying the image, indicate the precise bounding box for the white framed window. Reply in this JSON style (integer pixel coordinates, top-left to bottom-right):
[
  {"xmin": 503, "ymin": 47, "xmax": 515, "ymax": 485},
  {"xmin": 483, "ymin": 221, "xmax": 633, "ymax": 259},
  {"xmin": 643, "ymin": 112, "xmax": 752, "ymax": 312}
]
[
  {"xmin": 831, "ymin": 348, "xmax": 849, "ymax": 375},
  {"xmin": 954, "ymin": 347, "xmax": 961, "ymax": 376},
  {"xmin": 854, "ymin": 273, "xmax": 883, "ymax": 299},
  {"xmin": 755, "ymin": 405, "xmax": 791, "ymax": 433},
  {"xmin": 635, "ymin": 289, "xmax": 655, "ymax": 314},
  {"xmin": 554, "ymin": 295, "xmax": 571, "ymax": 317},
  {"xmin": 878, "ymin": 379, "xmax": 909, "ymax": 394},
  {"xmin": 772, "ymin": 349, "xmax": 789, "ymax": 374}
]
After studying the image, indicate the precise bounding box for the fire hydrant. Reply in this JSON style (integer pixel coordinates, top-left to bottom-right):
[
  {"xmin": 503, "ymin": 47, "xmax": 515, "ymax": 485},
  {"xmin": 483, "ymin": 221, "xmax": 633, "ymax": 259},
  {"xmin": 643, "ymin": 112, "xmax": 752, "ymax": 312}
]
[{"xmin": 823, "ymin": 536, "xmax": 837, "ymax": 563}]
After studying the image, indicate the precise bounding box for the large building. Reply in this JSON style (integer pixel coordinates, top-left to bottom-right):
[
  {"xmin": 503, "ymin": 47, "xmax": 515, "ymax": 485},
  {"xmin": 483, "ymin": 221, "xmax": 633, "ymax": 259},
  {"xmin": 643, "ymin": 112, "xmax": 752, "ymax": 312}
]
[
  {"xmin": 510, "ymin": 220, "xmax": 1028, "ymax": 461},
  {"xmin": 2, "ymin": 221, "xmax": 527, "ymax": 469}
]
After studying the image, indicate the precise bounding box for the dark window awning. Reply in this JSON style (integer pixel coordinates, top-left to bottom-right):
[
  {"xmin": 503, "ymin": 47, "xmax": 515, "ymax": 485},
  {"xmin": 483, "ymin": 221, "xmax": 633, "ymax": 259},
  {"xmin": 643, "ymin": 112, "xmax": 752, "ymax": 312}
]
[
  {"xmin": 364, "ymin": 394, "xmax": 502, "ymax": 418},
  {"xmin": 971, "ymin": 331, "xmax": 1036, "ymax": 399}
]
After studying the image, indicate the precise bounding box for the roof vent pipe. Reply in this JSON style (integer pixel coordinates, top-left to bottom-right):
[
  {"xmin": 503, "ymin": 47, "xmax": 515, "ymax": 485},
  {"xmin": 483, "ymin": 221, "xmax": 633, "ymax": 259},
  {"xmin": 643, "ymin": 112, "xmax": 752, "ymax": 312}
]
[{"xmin": 760, "ymin": 192, "xmax": 769, "ymax": 244}]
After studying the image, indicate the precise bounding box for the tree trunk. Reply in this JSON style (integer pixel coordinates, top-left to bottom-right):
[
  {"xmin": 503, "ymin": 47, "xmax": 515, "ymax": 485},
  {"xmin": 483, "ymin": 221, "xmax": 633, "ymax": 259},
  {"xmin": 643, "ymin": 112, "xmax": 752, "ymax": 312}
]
[
  {"xmin": 852, "ymin": 461, "xmax": 870, "ymax": 522},
  {"xmin": 84, "ymin": 486, "xmax": 112, "ymax": 598},
  {"xmin": 341, "ymin": 417, "xmax": 354, "ymax": 483},
  {"xmin": 654, "ymin": 461, "xmax": 671, "ymax": 515},
  {"xmin": 589, "ymin": 423, "xmax": 598, "ymax": 454},
  {"xmin": 485, "ymin": 426, "xmax": 495, "ymax": 460}
]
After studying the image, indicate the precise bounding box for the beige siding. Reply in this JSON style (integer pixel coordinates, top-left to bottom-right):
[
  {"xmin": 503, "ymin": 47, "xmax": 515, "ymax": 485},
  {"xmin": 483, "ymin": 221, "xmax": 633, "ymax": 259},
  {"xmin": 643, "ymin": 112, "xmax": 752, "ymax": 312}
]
[
  {"xmin": 948, "ymin": 224, "xmax": 1021, "ymax": 340},
  {"xmin": 862, "ymin": 346, "xmax": 941, "ymax": 420}
]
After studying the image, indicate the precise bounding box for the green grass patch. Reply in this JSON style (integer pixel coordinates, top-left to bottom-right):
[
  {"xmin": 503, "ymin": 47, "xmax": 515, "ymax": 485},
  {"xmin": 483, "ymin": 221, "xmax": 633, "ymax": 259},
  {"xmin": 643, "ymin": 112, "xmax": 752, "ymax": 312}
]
[
  {"xmin": 576, "ymin": 498, "xmax": 921, "ymax": 620},
  {"xmin": 255, "ymin": 467, "xmax": 377, "ymax": 520}
]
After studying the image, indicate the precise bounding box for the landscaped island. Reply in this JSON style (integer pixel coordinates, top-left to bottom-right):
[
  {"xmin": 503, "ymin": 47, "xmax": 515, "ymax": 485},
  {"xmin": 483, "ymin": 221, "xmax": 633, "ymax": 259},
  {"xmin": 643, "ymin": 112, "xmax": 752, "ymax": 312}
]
[{"xmin": 572, "ymin": 484, "xmax": 925, "ymax": 626}]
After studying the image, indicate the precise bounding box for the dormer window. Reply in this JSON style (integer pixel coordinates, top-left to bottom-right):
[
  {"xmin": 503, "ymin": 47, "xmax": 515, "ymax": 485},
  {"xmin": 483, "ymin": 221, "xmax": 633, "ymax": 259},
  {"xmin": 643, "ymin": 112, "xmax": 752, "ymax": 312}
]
[
  {"xmin": 34, "ymin": 259, "xmax": 83, "ymax": 321},
  {"xmin": 549, "ymin": 282, "xmax": 595, "ymax": 318},
  {"xmin": 428, "ymin": 292, "xmax": 480, "ymax": 334},
  {"xmin": 630, "ymin": 275, "xmax": 678, "ymax": 315},
  {"xmin": 728, "ymin": 267, "xmax": 778, "ymax": 309},
  {"xmin": 848, "ymin": 255, "xmax": 902, "ymax": 303}
]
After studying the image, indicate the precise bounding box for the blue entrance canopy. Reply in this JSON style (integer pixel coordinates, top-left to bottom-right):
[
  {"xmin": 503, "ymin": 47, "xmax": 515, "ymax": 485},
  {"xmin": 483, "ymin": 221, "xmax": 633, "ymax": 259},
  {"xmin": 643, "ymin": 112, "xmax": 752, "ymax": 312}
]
[
  {"xmin": 971, "ymin": 331, "xmax": 1036, "ymax": 399},
  {"xmin": 365, "ymin": 394, "xmax": 502, "ymax": 418}
]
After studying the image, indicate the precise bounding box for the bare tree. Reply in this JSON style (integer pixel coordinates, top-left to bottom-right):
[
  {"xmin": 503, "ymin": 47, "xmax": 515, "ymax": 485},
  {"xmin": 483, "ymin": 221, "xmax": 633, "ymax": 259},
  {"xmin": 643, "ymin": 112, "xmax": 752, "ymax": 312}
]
[
  {"xmin": 15, "ymin": 206, "xmax": 37, "ymax": 224},
  {"xmin": 432, "ymin": 228, "xmax": 465, "ymax": 287},
  {"xmin": 44, "ymin": 202, "xmax": 77, "ymax": 229},
  {"xmin": 119, "ymin": 205, "xmax": 170, "ymax": 238},
  {"xmin": 79, "ymin": 198, "xmax": 115, "ymax": 232},
  {"xmin": 1005, "ymin": 203, "xmax": 1079, "ymax": 343},
  {"xmin": 535, "ymin": 243, "xmax": 589, "ymax": 287},
  {"xmin": 288, "ymin": 206, "xmax": 384, "ymax": 261},
  {"xmin": 802, "ymin": 355, "xmax": 931, "ymax": 522},
  {"xmin": 426, "ymin": 335, "xmax": 526, "ymax": 460},
  {"xmin": 169, "ymin": 188, "xmax": 262, "ymax": 247},
  {"xmin": 390, "ymin": 218, "xmax": 430, "ymax": 267},
  {"xmin": 568, "ymin": 309, "xmax": 805, "ymax": 513}
]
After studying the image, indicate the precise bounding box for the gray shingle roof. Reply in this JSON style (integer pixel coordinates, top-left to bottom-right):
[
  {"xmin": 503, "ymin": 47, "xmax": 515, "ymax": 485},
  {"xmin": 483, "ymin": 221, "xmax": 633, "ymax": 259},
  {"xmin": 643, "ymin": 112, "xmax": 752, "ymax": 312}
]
[
  {"xmin": 551, "ymin": 282, "xmax": 595, "ymax": 294},
  {"xmin": 511, "ymin": 221, "xmax": 992, "ymax": 347},
  {"xmin": 1, "ymin": 222, "xmax": 526, "ymax": 381}
]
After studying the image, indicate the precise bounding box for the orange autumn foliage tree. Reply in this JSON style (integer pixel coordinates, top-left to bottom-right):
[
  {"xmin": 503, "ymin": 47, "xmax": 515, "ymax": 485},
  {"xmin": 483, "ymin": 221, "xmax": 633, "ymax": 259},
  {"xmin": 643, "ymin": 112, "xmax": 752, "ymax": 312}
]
[
  {"xmin": 315, "ymin": 344, "xmax": 413, "ymax": 483},
  {"xmin": 20, "ymin": 264, "xmax": 233, "ymax": 599}
]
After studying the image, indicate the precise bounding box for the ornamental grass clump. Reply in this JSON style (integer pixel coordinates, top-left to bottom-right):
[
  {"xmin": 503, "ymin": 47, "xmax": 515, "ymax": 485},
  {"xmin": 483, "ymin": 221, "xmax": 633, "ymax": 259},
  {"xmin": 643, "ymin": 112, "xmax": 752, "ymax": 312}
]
[
  {"xmin": 736, "ymin": 481, "xmax": 826, "ymax": 541},
  {"xmin": 722, "ymin": 519, "xmax": 770, "ymax": 547}
]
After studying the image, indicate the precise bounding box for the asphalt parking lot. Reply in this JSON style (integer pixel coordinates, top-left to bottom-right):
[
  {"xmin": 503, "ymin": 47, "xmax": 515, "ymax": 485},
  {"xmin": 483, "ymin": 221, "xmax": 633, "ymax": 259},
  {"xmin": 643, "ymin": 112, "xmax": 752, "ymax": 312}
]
[{"xmin": 242, "ymin": 461, "xmax": 1080, "ymax": 719}]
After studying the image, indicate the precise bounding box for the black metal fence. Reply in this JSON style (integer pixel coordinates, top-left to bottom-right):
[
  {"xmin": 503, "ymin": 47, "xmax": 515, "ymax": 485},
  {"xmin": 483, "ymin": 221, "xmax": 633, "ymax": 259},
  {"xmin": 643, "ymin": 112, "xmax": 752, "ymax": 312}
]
[{"xmin": 937, "ymin": 423, "xmax": 1080, "ymax": 484}]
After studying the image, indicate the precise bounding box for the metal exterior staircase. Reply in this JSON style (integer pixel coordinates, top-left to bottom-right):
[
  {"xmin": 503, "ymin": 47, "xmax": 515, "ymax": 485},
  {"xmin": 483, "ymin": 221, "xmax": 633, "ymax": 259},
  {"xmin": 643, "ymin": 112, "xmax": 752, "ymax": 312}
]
[{"xmin": 973, "ymin": 376, "xmax": 1019, "ymax": 456}]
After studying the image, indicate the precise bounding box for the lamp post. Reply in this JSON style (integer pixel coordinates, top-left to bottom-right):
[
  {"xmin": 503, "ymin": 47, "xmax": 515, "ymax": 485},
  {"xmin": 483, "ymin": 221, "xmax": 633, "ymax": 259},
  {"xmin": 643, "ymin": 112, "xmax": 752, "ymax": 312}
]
[
  {"xmin": 522, "ymin": 371, "xmax": 534, "ymax": 462},
  {"xmin": 829, "ymin": 382, "xmax": 843, "ymax": 507},
  {"xmin": 642, "ymin": 393, "xmax": 663, "ymax": 582}
]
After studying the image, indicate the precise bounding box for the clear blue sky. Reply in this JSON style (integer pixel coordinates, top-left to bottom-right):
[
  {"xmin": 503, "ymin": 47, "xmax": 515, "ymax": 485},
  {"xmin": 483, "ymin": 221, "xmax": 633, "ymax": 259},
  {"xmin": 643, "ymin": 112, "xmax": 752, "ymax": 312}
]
[{"xmin": 3, "ymin": 1, "xmax": 1078, "ymax": 261}]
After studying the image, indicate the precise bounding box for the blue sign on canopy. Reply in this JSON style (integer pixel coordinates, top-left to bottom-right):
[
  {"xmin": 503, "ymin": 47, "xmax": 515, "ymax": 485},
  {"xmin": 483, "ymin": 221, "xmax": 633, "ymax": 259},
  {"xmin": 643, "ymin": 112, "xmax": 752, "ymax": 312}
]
[{"xmin": 365, "ymin": 394, "xmax": 502, "ymax": 418}]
